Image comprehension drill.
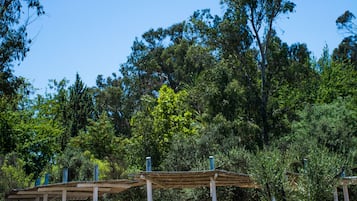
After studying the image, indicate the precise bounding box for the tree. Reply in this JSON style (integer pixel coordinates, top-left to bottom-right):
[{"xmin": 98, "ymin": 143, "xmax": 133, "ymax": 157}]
[
  {"xmin": 93, "ymin": 74, "xmax": 131, "ymax": 137},
  {"xmin": 69, "ymin": 113, "xmax": 126, "ymax": 178},
  {"xmin": 0, "ymin": 97, "xmax": 18, "ymax": 155},
  {"xmin": 293, "ymin": 146, "xmax": 345, "ymax": 201},
  {"xmin": 336, "ymin": 10, "xmax": 356, "ymax": 35},
  {"xmin": 67, "ymin": 73, "xmax": 94, "ymax": 138},
  {"xmin": 221, "ymin": 0, "xmax": 295, "ymax": 146},
  {"xmin": 249, "ymin": 148, "xmax": 289, "ymax": 201},
  {"xmin": 129, "ymin": 85, "xmax": 199, "ymax": 169},
  {"xmin": 318, "ymin": 51, "xmax": 357, "ymax": 103},
  {"xmin": 0, "ymin": 153, "xmax": 33, "ymax": 201},
  {"xmin": 0, "ymin": 0, "xmax": 44, "ymax": 96},
  {"xmin": 285, "ymin": 99, "xmax": 357, "ymax": 156},
  {"xmin": 333, "ymin": 11, "xmax": 357, "ymax": 66},
  {"xmin": 120, "ymin": 22, "xmax": 215, "ymax": 114}
]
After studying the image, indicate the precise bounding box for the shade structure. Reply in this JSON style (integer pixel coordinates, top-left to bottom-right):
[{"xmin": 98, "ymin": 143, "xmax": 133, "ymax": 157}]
[
  {"xmin": 6, "ymin": 170, "xmax": 258, "ymax": 201},
  {"xmin": 137, "ymin": 170, "xmax": 258, "ymax": 189},
  {"xmin": 5, "ymin": 179, "xmax": 144, "ymax": 201},
  {"xmin": 6, "ymin": 170, "xmax": 357, "ymax": 201}
]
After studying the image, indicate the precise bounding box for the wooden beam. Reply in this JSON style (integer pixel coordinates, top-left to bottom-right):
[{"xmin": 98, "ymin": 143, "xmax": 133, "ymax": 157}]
[
  {"xmin": 17, "ymin": 191, "xmax": 45, "ymax": 195},
  {"xmin": 7, "ymin": 192, "xmax": 93, "ymax": 198},
  {"xmin": 38, "ymin": 187, "xmax": 111, "ymax": 192},
  {"xmin": 77, "ymin": 183, "xmax": 131, "ymax": 189},
  {"xmin": 7, "ymin": 195, "xmax": 41, "ymax": 199}
]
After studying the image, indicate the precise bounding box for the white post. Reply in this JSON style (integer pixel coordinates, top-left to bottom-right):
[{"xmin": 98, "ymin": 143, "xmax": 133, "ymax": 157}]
[
  {"xmin": 210, "ymin": 177, "xmax": 217, "ymax": 201},
  {"xmin": 146, "ymin": 157, "xmax": 153, "ymax": 201},
  {"xmin": 93, "ymin": 186, "xmax": 98, "ymax": 201},
  {"xmin": 343, "ymin": 185, "xmax": 349, "ymax": 201},
  {"xmin": 147, "ymin": 180, "xmax": 153, "ymax": 201},
  {"xmin": 62, "ymin": 190, "xmax": 67, "ymax": 201},
  {"xmin": 334, "ymin": 187, "xmax": 339, "ymax": 201},
  {"xmin": 209, "ymin": 156, "xmax": 217, "ymax": 201},
  {"xmin": 43, "ymin": 194, "xmax": 48, "ymax": 201}
]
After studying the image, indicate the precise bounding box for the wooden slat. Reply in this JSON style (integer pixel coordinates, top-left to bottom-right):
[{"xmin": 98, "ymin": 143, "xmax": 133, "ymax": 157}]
[
  {"xmin": 77, "ymin": 183, "xmax": 131, "ymax": 189},
  {"xmin": 38, "ymin": 187, "xmax": 111, "ymax": 192}
]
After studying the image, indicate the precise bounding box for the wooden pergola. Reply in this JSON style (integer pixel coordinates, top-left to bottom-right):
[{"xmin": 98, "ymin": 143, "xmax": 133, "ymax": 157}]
[
  {"xmin": 5, "ymin": 156, "xmax": 356, "ymax": 201},
  {"xmin": 137, "ymin": 170, "xmax": 257, "ymax": 189},
  {"xmin": 5, "ymin": 179, "xmax": 144, "ymax": 201},
  {"xmin": 336, "ymin": 176, "xmax": 357, "ymax": 201},
  {"xmin": 5, "ymin": 170, "xmax": 258, "ymax": 201}
]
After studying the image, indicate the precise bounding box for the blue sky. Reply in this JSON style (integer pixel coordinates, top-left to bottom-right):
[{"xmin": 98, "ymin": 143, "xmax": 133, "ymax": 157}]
[{"xmin": 16, "ymin": 0, "xmax": 357, "ymax": 93}]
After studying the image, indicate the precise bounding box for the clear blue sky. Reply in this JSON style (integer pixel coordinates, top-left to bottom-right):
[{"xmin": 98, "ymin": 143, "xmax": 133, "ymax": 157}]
[{"xmin": 16, "ymin": 0, "xmax": 357, "ymax": 93}]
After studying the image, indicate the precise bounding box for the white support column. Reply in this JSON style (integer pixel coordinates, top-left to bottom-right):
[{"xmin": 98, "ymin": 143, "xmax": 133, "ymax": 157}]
[
  {"xmin": 334, "ymin": 187, "xmax": 339, "ymax": 201},
  {"xmin": 43, "ymin": 194, "xmax": 48, "ymax": 201},
  {"xmin": 62, "ymin": 190, "xmax": 67, "ymax": 201},
  {"xmin": 210, "ymin": 177, "xmax": 217, "ymax": 201},
  {"xmin": 209, "ymin": 156, "xmax": 217, "ymax": 201},
  {"xmin": 146, "ymin": 157, "xmax": 153, "ymax": 201},
  {"xmin": 147, "ymin": 180, "xmax": 153, "ymax": 201},
  {"xmin": 343, "ymin": 185, "xmax": 349, "ymax": 201},
  {"xmin": 93, "ymin": 186, "xmax": 98, "ymax": 201}
]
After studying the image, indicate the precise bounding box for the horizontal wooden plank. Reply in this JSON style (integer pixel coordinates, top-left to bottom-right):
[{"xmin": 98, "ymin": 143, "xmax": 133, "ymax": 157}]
[{"xmin": 38, "ymin": 187, "xmax": 111, "ymax": 192}]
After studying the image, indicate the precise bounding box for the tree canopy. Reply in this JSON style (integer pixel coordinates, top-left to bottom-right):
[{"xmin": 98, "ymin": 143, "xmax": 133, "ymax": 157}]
[{"xmin": 1, "ymin": 1, "xmax": 356, "ymax": 201}]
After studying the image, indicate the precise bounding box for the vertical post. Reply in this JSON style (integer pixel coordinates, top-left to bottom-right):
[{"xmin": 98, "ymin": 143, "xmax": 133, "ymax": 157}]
[
  {"xmin": 62, "ymin": 169, "xmax": 67, "ymax": 201},
  {"xmin": 209, "ymin": 156, "xmax": 217, "ymax": 201},
  {"xmin": 93, "ymin": 186, "xmax": 98, "ymax": 201},
  {"xmin": 43, "ymin": 194, "xmax": 48, "ymax": 201},
  {"xmin": 146, "ymin": 157, "xmax": 152, "ymax": 172},
  {"xmin": 146, "ymin": 157, "xmax": 153, "ymax": 201},
  {"xmin": 62, "ymin": 190, "xmax": 67, "ymax": 201},
  {"xmin": 94, "ymin": 164, "xmax": 99, "ymax": 181},
  {"xmin": 44, "ymin": 173, "xmax": 50, "ymax": 185},
  {"xmin": 93, "ymin": 165, "xmax": 99, "ymax": 201},
  {"xmin": 210, "ymin": 177, "xmax": 217, "ymax": 201},
  {"xmin": 343, "ymin": 185, "xmax": 349, "ymax": 201},
  {"xmin": 63, "ymin": 168, "xmax": 68, "ymax": 183},
  {"xmin": 35, "ymin": 178, "xmax": 41, "ymax": 186},
  {"xmin": 334, "ymin": 187, "xmax": 339, "ymax": 201},
  {"xmin": 209, "ymin": 156, "xmax": 215, "ymax": 170}
]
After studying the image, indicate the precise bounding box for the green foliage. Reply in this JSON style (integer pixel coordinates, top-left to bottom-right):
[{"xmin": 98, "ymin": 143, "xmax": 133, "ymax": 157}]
[
  {"xmin": 160, "ymin": 134, "xmax": 200, "ymax": 171},
  {"xmin": 276, "ymin": 99, "xmax": 356, "ymax": 199},
  {"xmin": 0, "ymin": 0, "xmax": 44, "ymax": 96},
  {"xmin": 69, "ymin": 113, "xmax": 126, "ymax": 178},
  {"xmin": 336, "ymin": 10, "xmax": 356, "ymax": 35},
  {"xmin": 2, "ymin": 2, "xmax": 357, "ymax": 201},
  {"xmin": 129, "ymin": 85, "xmax": 199, "ymax": 169},
  {"xmin": 67, "ymin": 73, "xmax": 94, "ymax": 137},
  {"xmin": 291, "ymin": 145, "xmax": 344, "ymax": 201},
  {"xmin": 0, "ymin": 97, "xmax": 18, "ymax": 155},
  {"xmin": 249, "ymin": 148, "xmax": 290, "ymax": 201},
  {"xmin": 94, "ymin": 74, "xmax": 131, "ymax": 136},
  {"xmin": 0, "ymin": 153, "xmax": 33, "ymax": 199},
  {"xmin": 318, "ymin": 60, "xmax": 357, "ymax": 103},
  {"xmin": 284, "ymin": 99, "xmax": 357, "ymax": 156},
  {"xmin": 49, "ymin": 148, "xmax": 97, "ymax": 182}
]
